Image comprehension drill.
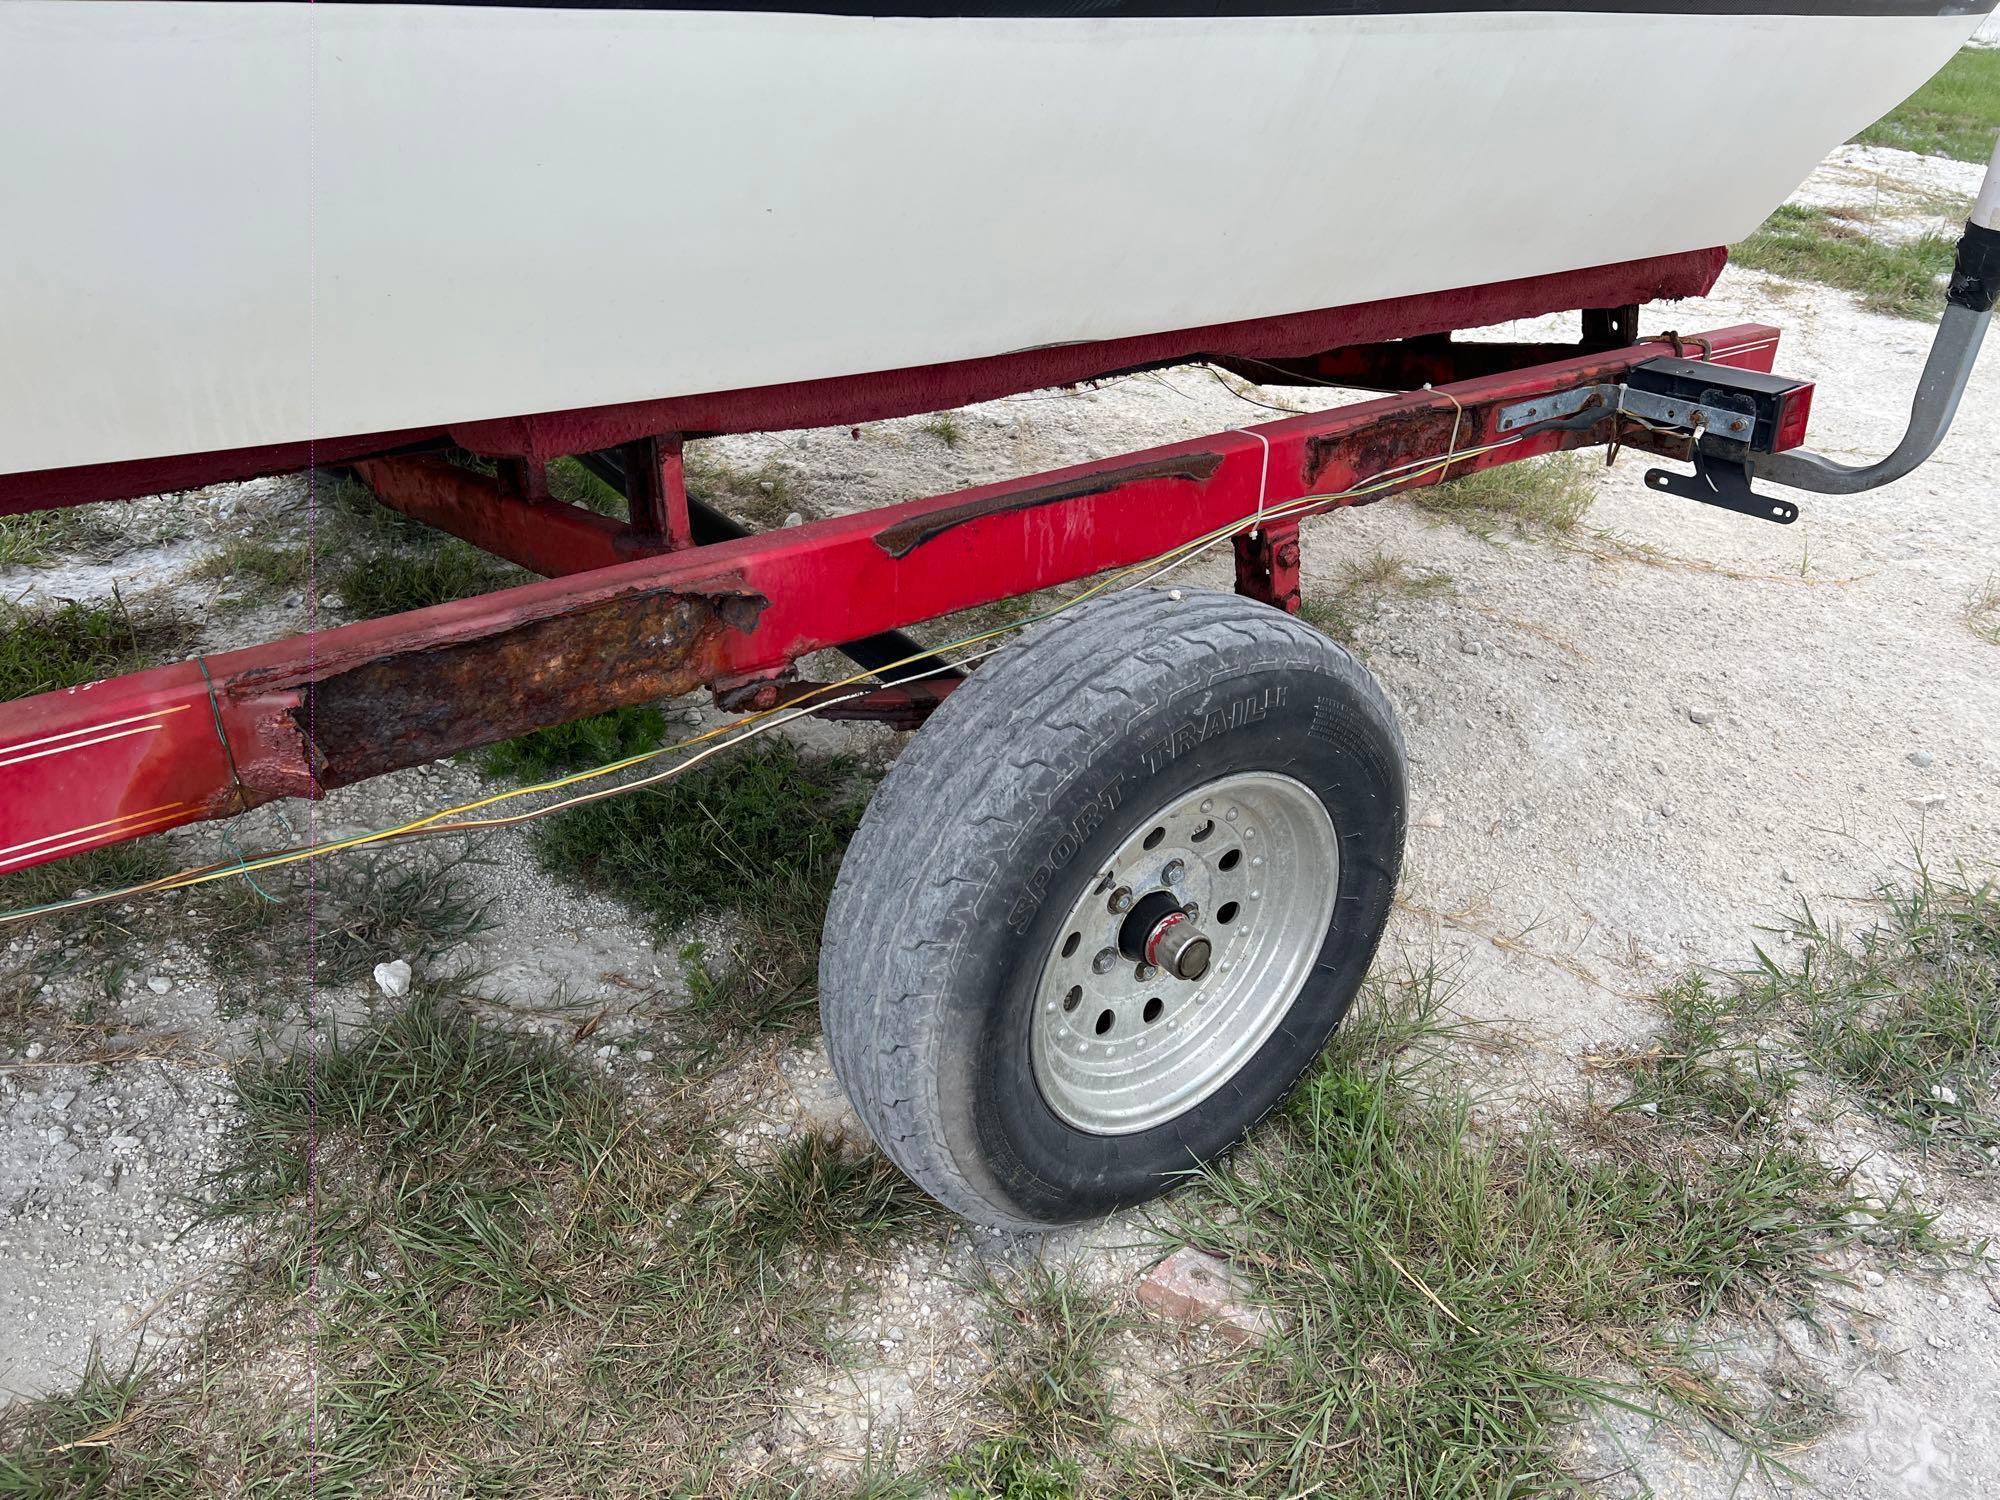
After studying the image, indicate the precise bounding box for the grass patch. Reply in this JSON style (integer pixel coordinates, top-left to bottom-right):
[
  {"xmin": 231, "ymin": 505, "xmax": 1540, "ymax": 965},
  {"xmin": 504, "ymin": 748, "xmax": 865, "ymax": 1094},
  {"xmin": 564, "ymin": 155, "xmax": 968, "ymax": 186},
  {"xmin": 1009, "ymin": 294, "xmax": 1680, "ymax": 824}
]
[
  {"xmin": 981, "ymin": 1269, "xmax": 1122, "ymax": 1457},
  {"xmin": 0, "ymin": 991, "xmax": 936, "ymax": 1492},
  {"xmin": 1746, "ymin": 867, "xmax": 2000, "ymax": 1164},
  {"xmin": 1609, "ymin": 972, "xmax": 1797, "ymax": 1138},
  {"xmin": 941, "ymin": 1439, "xmax": 1081, "ymax": 1500},
  {"xmin": 1733, "ymin": 203, "xmax": 1956, "ymax": 320},
  {"xmin": 921, "ymin": 412, "xmax": 967, "ymax": 448},
  {"xmin": 534, "ymin": 738, "xmax": 870, "ymax": 1035},
  {"xmin": 1967, "ymin": 576, "xmax": 2000, "ymax": 646},
  {"xmin": 0, "ymin": 595, "xmax": 193, "ymax": 701},
  {"xmin": 0, "ymin": 842, "xmax": 178, "ymax": 1042},
  {"xmin": 335, "ymin": 541, "xmax": 520, "ymax": 617},
  {"xmin": 686, "ymin": 447, "xmax": 800, "ymax": 531},
  {"xmin": 479, "ymin": 704, "xmax": 669, "ymax": 781},
  {"xmin": 737, "ymin": 1128, "xmax": 936, "ymax": 1263},
  {"xmin": 1855, "ymin": 46, "xmax": 2000, "ymax": 164},
  {"xmin": 1301, "ymin": 550, "xmax": 1453, "ymax": 644},
  {"xmin": 192, "ymin": 849, "xmax": 494, "ymax": 1010},
  {"xmin": 546, "ymin": 454, "xmax": 628, "ymax": 517},
  {"xmin": 1125, "ymin": 957, "xmax": 1938, "ymax": 1496},
  {"xmin": 1413, "ymin": 453, "xmax": 1597, "ymax": 541},
  {"xmin": 189, "ymin": 537, "xmax": 315, "ymax": 592},
  {"xmin": 0, "ymin": 508, "xmax": 130, "ymax": 571}
]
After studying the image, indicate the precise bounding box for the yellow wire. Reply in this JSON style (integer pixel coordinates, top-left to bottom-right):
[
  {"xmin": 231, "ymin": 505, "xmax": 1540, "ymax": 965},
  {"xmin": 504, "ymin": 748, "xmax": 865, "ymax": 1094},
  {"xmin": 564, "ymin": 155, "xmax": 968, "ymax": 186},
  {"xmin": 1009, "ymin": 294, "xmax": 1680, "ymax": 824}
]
[{"xmin": 0, "ymin": 424, "xmax": 1533, "ymax": 927}]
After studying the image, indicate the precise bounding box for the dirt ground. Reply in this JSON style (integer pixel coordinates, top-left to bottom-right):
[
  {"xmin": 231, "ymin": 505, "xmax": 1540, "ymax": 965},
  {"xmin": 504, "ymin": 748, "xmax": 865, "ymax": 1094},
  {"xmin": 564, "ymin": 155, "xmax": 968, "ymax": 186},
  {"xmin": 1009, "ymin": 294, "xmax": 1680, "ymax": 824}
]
[{"xmin": 3, "ymin": 140, "xmax": 1999, "ymax": 1496}]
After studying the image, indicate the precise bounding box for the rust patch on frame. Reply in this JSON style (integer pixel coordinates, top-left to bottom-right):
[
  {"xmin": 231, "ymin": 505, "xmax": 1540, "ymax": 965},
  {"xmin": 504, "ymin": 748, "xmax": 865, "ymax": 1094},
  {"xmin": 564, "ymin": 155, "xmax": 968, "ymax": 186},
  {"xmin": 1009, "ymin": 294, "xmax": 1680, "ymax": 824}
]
[
  {"xmin": 297, "ymin": 590, "xmax": 740, "ymax": 789},
  {"xmin": 874, "ymin": 452, "xmax": 1224, "ymax": 559}
]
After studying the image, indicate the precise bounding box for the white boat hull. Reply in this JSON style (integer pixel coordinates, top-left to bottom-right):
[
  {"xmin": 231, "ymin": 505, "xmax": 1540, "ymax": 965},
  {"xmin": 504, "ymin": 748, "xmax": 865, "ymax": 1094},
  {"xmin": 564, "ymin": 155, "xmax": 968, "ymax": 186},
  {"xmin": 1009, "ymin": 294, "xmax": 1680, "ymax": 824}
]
[{"xmin": 0, "ymin": 1, "xmax": 1987, "ymax": 477}]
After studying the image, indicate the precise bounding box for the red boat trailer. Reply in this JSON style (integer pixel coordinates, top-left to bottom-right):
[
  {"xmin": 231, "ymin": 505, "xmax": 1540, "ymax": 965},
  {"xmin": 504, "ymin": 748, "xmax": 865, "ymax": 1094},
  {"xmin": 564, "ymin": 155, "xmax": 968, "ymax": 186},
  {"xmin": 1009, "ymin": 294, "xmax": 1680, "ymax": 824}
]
[
  {"xmin": 0, "ymin": 273, "xmax": 1847, "ymax": 1229},
  {"xmin": 0, "ymin": 317, "xmax": 1790, "ymax": 878},
  {"xmin": 4, "ymin": 140, "xmax": 1994, "ymax": 1227}
]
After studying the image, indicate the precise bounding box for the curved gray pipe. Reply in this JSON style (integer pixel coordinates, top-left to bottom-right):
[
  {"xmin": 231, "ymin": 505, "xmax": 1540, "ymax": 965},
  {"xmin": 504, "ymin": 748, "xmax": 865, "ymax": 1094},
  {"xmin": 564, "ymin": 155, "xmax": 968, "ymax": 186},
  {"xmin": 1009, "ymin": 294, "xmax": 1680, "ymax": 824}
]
[{"xmin": 1748, "ymin": 133, "xmax": 2000, "ymax": 497}]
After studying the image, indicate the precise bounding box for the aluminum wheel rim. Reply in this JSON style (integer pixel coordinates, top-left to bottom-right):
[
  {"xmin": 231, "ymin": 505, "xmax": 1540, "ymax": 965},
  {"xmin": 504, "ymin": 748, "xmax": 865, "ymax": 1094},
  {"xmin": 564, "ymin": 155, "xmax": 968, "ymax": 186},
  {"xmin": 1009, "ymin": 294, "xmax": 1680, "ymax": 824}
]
[{"xmin": 1029, "ymin": 770, "xmax": 1340, "ymax": 1135}]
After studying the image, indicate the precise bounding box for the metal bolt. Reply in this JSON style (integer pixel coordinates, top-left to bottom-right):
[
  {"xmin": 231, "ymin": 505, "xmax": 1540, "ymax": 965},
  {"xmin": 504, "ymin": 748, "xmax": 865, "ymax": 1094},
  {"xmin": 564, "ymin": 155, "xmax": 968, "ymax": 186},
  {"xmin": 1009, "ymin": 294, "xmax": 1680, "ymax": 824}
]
[
  {"xmin": 1109, "ymin": 886, "xmax": 1134, "ymax": 914},
  {"xmin": 1092, "ymin": 948, "xmax": 1117, "ymax": 974},
  {"xmin": 1161, "ymin": 859, "xmax": 1186, "ymax": 886},
  {"xmin": 1135, "ymin": 963, "xmax": 1158, "ymax": 982},
  {"xmin": 1182, "ymin": 901, "xmax": 1201, "ymax": 920}
]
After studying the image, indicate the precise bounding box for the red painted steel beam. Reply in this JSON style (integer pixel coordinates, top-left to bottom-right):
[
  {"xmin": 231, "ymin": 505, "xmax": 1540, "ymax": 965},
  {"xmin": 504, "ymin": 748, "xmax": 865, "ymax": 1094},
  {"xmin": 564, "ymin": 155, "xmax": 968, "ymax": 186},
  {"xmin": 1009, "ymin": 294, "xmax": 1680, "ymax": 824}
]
[
  {"xmin": 0, "ymin": 325, "xmax": 1779, "ymax": 877},
  {"xmin": 352, "ymin": 455, "xmax": 658, "ymax": 577}
]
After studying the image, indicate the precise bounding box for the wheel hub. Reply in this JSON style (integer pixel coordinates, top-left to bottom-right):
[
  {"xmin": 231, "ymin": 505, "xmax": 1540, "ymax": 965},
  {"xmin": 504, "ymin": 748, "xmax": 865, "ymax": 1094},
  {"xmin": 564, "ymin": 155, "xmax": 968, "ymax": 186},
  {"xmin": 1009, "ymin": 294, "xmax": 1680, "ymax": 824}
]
[{"xmin": 1028, "ymin": 769, "xmax": 1340, "ymax": 1135}]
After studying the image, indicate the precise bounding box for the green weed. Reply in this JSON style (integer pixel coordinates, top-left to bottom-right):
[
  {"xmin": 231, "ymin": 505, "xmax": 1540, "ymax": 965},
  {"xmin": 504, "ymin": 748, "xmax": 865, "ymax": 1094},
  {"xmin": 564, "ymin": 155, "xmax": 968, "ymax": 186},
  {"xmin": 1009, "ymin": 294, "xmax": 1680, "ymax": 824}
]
[
  {"xmin": 335, "ymin": 542, "xmax": 521, "ymax": 617},
  {"xmin": 921, "ymin": 413, "xmax": 967, "ymax": 448},
  {"xmin": 1966, "ymin": 576, "xmax": 2000, "ymax": 646},
  {"xmin": 0, "ymin": 508, "xmax": 128, "ymax": 571},
  {"xmin": 1747, "ymin": 868, "xmax": 2000, "ymax": 1163},
  {"xmin": 1413, "ymin": 454, "xmax": 1597, "ymax": 541},
  {"xmin": 981, "ymin": 1269, "xmax": 1122, "ymax": 1457},
  {"xmin": 480, "ymin": 705, "xmax": 668, "ymax": 781},
  {"xmin": 535, "ymin": 738, "xmax": 869, "ymax": 1035},
  {"xmin": 1734, "ymin": 204, "xmax": 1956, "ymax": 320},
  {"xmin": 1301, "ymin": 550, "xmax": 1453, "ymax": 644},
  {"xmin": 0, "ymin": 991, "xmax": 927, "ymax": 1492},
  {"xmin": 0, "ymin": 596, "xmax": 193, "ymax": 702},
  {"xmin": 1133, "ymin": 956, "xmax": 1930, "ymax": 1497},
  {"xmin": 940, "ymin": 1439, "xmax": 1080, "ymax": 1500}
]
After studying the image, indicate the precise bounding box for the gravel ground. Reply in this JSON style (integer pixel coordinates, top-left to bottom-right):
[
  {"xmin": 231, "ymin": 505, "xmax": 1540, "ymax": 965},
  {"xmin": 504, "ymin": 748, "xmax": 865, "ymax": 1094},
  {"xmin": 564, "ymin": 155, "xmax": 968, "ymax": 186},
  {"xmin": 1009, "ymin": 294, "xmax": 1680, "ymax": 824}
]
[{"xmin": 3, "ymin": 143, "xmax": 1999, "ymax": 1495}]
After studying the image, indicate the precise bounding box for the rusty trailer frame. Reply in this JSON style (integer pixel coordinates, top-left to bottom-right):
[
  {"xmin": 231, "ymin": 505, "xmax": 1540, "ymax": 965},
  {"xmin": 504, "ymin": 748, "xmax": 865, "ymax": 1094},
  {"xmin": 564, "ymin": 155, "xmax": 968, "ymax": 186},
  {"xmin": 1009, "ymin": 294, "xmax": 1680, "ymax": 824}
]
[{"xmin": 0, "ymin": 320, "xmax": 1787, "ymax": 879}]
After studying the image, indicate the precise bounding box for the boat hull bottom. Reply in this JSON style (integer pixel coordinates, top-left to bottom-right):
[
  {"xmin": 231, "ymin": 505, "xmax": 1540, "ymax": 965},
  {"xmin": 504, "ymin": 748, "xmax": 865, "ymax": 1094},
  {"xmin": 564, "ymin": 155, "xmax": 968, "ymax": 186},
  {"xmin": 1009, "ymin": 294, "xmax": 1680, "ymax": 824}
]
[{"xmin": 0, "ymin": 248, "xmax": 1723, "ymax": 516}]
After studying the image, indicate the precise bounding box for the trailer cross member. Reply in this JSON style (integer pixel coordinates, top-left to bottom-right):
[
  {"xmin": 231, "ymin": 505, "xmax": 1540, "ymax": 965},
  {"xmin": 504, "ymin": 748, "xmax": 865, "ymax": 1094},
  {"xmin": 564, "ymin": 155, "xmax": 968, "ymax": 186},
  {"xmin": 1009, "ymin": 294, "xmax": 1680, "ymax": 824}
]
[{"xmin": 0, "ymin": 325, "xmax": 1781, "ymax": 877}]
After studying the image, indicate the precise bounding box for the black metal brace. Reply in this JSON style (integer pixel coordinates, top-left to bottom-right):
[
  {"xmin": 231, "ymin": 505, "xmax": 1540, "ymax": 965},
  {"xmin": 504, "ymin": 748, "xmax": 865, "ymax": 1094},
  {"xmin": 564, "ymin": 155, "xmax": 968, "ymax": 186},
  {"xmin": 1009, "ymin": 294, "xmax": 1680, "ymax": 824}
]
[{"xmin": 1644, "ymin": 447, "xmax": 1799, "ymax": 526}]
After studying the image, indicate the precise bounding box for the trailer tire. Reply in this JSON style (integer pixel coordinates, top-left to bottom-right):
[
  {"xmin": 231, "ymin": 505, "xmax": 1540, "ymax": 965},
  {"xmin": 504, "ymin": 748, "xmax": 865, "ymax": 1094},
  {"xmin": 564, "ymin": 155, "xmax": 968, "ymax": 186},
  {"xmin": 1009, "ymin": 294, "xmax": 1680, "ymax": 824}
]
[{"xmin": 820, "ymin": 586, "xmax": 1405, "ymax": 1229}]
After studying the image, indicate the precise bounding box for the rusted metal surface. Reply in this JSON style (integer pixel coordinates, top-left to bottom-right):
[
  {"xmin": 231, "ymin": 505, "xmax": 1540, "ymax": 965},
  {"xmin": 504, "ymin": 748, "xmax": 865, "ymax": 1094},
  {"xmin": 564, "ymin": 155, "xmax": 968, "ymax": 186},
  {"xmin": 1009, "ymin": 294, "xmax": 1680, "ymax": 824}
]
[
  {"xmin": 303, "ymin": 590, "xmax": 731, "ymax": 788},
  {"xmin": 0, "ymin": 322, "xmax": 1780, "ymax": 876},
  {"xmin": 1231, "ymin": 523, "xmax": 1303, "ymax": 614},
  {"xmin": 0, "ymin": 251, "xmax": 1727, "ymax": 516}
]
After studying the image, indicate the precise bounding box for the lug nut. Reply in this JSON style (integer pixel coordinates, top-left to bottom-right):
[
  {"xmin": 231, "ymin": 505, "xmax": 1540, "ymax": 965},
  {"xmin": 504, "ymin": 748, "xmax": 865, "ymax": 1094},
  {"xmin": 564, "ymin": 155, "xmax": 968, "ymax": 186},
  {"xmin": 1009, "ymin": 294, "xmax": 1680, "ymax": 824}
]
[
  {"xmin": 1108, "ymin": 886, "xmax": 1133, "ymax": 914},
  {"xmin": 1135, "ymin": 963, "xmax": 1158, "ymax": 982},
  {"xmin": 1092, "ymin": 948, "xmax": 1118, "ymax": 974},
  {"xmin": 1161, "ymin": 859, "xmax": 1186, "ymax": 886}
]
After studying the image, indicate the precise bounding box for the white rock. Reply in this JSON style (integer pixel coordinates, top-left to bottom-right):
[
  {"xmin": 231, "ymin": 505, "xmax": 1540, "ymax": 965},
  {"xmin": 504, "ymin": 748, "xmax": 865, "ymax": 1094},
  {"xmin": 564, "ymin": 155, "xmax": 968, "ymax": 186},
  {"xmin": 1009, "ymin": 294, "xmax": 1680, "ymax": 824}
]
[
  {"xmin": 1688, "ymin": 706, "xmax": 1721, "ymax": 725},
  {"xmin": 1930, "ymin": 1083, "xmax": 1959, "ymax": 1106},
  {"xmin": 372, "ymin": 959, "xmax": 413, "ymax": 998},
  {"xmin": 23, "ymin": 1041, "xmax": 43, "ymax": 1060},
  {"xmin": 1907, "ymin": 749, "xmax": 1935, "ymax": 768},
  {"xmin": 146, "ymin": 976, "xmax": 172, "ymax": 995}
]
